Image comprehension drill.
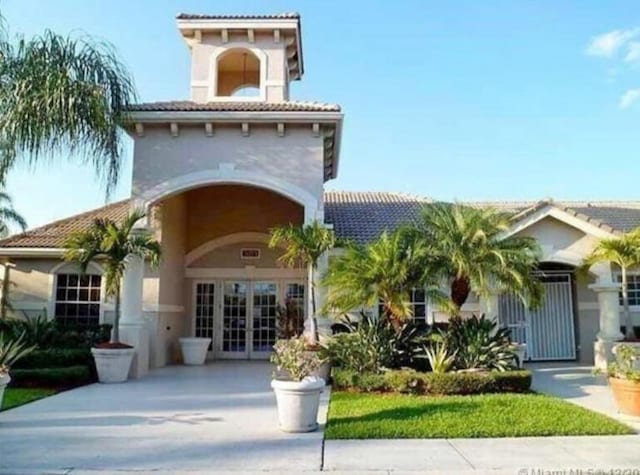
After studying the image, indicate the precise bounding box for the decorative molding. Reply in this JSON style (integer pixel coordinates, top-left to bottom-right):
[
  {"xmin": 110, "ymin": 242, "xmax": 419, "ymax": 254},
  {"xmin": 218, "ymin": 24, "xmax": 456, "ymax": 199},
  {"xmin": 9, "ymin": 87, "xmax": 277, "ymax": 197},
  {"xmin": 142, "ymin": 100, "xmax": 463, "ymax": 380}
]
[
  {"xmin": 185, "ymin": 267, "xmax": 303, "ymax": 279},
  {"xmin": 273, "ymin": 29, "xmax": 281, "ymax": 43},
  {"xmin": 247, "ymin": 29, "xmax": 254, "ymax": 43},
  {"xmin": 277, "ymin": 123, "xmax": 285, "ymax": 137},
  {"xmin": 312, "ymin": 123, "xmax": 320, "ymax": 137},
  {"xmin": 241, "ymin": 122, "xmax": 250, "ymax": 137},
  {"xmin": 221, "ymin": 28, "xmax": 228, "ymax": 43},
  {"xmin": 135, "ymin": 123, "xmax": 144, "ymax": 137},
  {"xmin": 185, "ymin": 232, "xmax": 274, "ymax": 266},
  {"xmin": 170, "ymin": 122, "xmax": 179, "ymax": 137},
  {"xmin": 204, "ymin": 122, "xmax": 214, "ymax": 137},
  {"xmin": 194, "ymin": 29, "xmax": 202, "ymax": 43}
]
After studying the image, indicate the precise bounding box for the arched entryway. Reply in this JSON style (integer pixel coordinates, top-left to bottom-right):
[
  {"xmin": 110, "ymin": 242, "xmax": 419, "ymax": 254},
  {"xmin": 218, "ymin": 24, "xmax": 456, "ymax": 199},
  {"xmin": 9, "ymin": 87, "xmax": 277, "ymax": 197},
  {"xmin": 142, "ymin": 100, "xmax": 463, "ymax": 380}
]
[{"xmin": 499, "ymin": 262, "xmax": 578, "ymax": 361}]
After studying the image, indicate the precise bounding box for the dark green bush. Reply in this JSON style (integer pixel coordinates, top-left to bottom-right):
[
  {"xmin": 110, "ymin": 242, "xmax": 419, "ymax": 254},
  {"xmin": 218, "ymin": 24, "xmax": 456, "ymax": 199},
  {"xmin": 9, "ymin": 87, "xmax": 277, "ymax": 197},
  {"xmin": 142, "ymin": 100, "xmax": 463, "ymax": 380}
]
[
  {"xmin": 13, "ymin": 348, "xmax": 93, "ymax": 369},
  {"xmin": 424, "ymin": 372, "xmax": 493, "ymax": 395},
  {"xmin": 0, "ymin": 315, "xmax": 111, "ymax": 349},
  {"xmin": 10, "ymin": 365, "xmax": 91, "ymax": 387},
  {"xmin": 332, "ymin": 368, "xmax": 532, "ymax": 395},
  {"xmin": 490, "ymin": 370, "xmax": 531, "ymax": 393},
  {"xmin": 332, "ymin": 369, "xmax": 386, "ymax": 392},
  {"xmin": 384, "ymin": 369, "xmax": 427, "ymax": 394}
]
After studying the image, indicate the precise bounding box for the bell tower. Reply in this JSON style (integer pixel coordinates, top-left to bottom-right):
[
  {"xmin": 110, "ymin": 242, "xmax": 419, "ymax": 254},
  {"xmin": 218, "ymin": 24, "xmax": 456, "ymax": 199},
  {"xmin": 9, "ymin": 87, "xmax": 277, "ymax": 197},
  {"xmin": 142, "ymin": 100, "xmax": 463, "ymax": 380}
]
[{"xmin": 177, "ymin": 13, "xmax": 303, "ymax": 103}]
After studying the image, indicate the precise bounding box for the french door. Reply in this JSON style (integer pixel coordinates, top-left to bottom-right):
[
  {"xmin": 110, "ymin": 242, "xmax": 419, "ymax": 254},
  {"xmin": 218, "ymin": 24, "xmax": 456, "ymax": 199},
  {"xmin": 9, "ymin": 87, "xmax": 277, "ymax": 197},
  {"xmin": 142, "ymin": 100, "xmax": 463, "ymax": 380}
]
[
  {"xmin": 219, "ymin": 280, "xmax": 278, "ymax": 359},
  {"xmin": 193, "ymin": 279, "xmax": 303, "ymax": 360}
]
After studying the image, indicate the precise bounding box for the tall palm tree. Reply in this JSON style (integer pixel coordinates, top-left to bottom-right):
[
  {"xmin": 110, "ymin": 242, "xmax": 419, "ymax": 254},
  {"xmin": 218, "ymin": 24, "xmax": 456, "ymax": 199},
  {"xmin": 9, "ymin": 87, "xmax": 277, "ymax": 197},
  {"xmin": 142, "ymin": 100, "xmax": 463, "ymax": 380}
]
[
  {"xmin": 0, "ymin": 19, "xmax": 136, "ymax": 194},
  {"xmin": 416, "ymin": 202, "xmax": 543, "ymax": 315},
  {"xmin": 63, "ymin": 210, "xmax": 160, "ymax": 343},
  {"xmin": 322, "ymin": 227, "xmax": 451, "ymax": 330},
  {"xmin": 0, "ymin": 190, "xmax": 26, "ymax": 238},
  {"xmin": 582, "ymin": 231, "xmax": 640, "ymax": 339},
  {"xmin": 269, "ymin": 221, "xmax": 335, "ymax": 342}
]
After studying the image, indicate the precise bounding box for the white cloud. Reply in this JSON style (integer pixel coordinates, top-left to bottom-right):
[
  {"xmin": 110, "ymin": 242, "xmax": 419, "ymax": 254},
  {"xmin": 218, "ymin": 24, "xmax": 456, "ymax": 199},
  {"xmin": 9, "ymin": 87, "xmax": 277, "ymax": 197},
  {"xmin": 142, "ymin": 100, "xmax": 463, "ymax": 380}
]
[
  {"xmin": 619, "ymin": 89, "xmax": 640, "ymax": 109},
  {"xmin": 586, "ymin": 28, "xmax": 640, "ymax": 58},
  {"xmin": 625, "ymin": 41, "xmax": 640, "ymax": 63}
]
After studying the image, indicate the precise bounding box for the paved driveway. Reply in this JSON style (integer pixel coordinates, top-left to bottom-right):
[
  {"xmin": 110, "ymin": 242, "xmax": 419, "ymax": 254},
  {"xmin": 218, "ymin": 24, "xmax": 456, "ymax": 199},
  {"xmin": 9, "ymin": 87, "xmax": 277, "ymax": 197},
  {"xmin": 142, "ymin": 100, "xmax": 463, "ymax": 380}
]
[{"xmin": 0, "ymin": 361, "xmax": 328, "ymax": 473}]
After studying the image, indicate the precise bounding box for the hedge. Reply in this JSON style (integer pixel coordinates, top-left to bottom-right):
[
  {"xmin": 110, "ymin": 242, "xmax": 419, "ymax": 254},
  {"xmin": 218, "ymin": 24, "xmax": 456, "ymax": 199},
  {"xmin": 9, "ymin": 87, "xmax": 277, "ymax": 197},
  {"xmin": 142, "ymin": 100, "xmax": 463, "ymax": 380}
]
[
  {"xmin": 13, "ymin": 348, "xmax": 93, "ymax": 370},
  {"xmin": 10, "ymin": 365, "xmax": 92, "ymax": 387},
  {"xmin": 333, "ymin": 368, "xmax": 532, "ymax": 395}
]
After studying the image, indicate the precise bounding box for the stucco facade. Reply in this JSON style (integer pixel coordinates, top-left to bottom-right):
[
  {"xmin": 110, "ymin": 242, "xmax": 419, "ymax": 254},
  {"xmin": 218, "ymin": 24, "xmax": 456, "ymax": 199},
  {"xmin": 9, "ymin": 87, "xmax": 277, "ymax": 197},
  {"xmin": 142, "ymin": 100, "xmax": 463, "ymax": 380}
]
[{"xmin": 0, "ymin": 13, "xmax": 636, "ymax": 376}]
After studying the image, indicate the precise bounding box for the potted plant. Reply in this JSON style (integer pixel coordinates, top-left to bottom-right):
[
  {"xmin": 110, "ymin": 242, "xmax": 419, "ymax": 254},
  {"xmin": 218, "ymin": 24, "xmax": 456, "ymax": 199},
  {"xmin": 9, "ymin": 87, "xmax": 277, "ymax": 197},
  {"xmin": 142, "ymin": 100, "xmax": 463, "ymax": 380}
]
[
  {"xmin": 179, "ymin": 337, "xmax": 212, "ymax": 365},
  {"xmin": 608, "ymin": 343, "xmax": 640, "ymax": 416},
  {"xmin": 0, "ymin": 333, "xmax": 35, "ymax": 408},
  {"xmin": 270, "ymin": 336, "xmax": 325, "ymax": 432},
  {"xmin": 64, "ymin": 210, "xmax": 161, "ymax": 383}
]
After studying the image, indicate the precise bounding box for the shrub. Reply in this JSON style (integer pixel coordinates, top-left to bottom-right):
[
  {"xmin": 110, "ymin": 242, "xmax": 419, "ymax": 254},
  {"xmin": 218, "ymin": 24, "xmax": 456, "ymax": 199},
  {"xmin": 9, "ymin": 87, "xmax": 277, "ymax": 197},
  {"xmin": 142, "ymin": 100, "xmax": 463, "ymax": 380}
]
[
  {"xmin": 13, "ymin": 348, "xmax": 93, "ymax": 370},
  {"xmin": 10, "ymin": 365, "xmax": 91, "ymax": 387},
  {"xmin": 271, "ymin": 336, "xmax": 323, "ymax": 381},
  {"xmin": 490, "ymin": 370, "xmax": 532, "ymax": 393},
  {"xmin": 384, "ymin": 369, "xmax": 426, "ymax": 394},
  {"xmin": 332, "ymin": 369, "xmax": 386, "ymax": 392},
  {"xmin": 424, "ymin": 372, "xmax": 493, "ymax": 395},
  {"xmin": 326, "ymin": 313, "xmax": 428, "ymax": 372},
  {"xmin": 0, "ymin": 316, "xmax": 111, "ymax": 349},
  {"xmin": 445, "ymin": 314, "xmax": 517, "ymax": 371},
  {"xmin": 332, "ymin": 368, "xmax": 532, "ymax": 395}
]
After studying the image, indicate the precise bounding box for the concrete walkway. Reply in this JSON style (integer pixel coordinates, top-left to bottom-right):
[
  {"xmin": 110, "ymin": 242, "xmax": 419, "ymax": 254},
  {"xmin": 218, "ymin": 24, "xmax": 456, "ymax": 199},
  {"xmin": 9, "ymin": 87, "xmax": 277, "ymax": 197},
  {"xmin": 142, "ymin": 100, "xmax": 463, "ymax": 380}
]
[
  {"xmin": 0, "ymin": 361, "xmax": 329, "ymax": 473},
  {"xmin": 530, "ymin": 363, "xmax": 640, "ymax": 432}
]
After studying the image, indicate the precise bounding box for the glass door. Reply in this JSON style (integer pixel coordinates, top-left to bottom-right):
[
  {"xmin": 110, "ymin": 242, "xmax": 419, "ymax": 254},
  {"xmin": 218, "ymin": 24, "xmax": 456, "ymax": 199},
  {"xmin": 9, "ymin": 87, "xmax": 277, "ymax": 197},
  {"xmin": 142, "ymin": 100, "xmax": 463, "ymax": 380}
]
[
  {"xmin": 250, "ymin": 282, "xmax": 278, "ymax": 359},
  {"xmin": 220, "ymin": 281, "xmax": 249, "ymax": 358},
  {"xmin": 194, "ymin": 282, "xmax": 216, "ymax": 358}
]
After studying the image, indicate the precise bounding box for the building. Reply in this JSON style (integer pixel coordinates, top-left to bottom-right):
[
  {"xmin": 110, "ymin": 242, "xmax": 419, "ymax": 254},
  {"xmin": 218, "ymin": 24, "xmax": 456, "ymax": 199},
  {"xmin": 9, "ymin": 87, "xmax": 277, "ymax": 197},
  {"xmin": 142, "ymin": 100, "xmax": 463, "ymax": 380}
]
[{"xmin": 0, "ymin": 13, "xmax": 635, "ymax": 377}]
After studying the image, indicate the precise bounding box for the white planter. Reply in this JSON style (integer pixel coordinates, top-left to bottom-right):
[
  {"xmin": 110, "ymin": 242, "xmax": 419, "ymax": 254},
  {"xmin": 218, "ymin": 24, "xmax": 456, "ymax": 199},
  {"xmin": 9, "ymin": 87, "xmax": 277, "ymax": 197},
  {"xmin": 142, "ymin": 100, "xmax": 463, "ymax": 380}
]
[
  {"xmin": 179, "ymin": 337, "xmax": 212, "ymax": 365},
  {"xmin": 511, "ymin": 343, "xmax": 527, "ymax": 368},
  {"xmin": 0, "ymin": 373, "xmax": 10, "ymax": 409},
  {"xmin": 271, "ymin": 377, "xmax": 325, "ymax": 433},
  {"xmin": 91, "ymin": 347, "xmax": 135, "ymax": 383}
]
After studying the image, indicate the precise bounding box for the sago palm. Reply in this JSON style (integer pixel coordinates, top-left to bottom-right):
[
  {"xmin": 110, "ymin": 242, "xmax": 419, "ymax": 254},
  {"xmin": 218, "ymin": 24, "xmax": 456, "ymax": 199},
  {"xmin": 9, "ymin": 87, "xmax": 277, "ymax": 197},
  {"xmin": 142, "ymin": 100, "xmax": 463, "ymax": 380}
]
[
  {"xmin": 417, "ymin": 202, "xmax": 542, "ymax": 314},
  {"xmin": 322, "ymin": 227, "xmax": 451, "ymax": 330},
  {"xmin": 0, "ymin": 190, "xmax": 26, "ymax": 238},
  {"xmin": 0, "ymin": 21, "xmax": 136, "ymax": 194},
  {"xmin": 269, "ymin": 220, "xmax": 335, "ymax": 316},
  {"xmin": 63, "ymin": 210, "xmax": 161, "ymax": 343},
  {"xmin": 582, "ymin": 231, "xmax": 640, "ymax": 339}
]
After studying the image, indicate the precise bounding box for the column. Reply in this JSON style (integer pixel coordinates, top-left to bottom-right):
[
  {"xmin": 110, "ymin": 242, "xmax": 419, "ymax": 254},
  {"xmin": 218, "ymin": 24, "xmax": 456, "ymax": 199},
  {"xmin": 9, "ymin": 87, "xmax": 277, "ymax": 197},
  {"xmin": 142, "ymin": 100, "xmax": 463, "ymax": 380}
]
[
  {"xmin": 119, "ymin": 254, "xmax": 150, "ymax": 378},
  {"xmin": 590, "ymin": 281, "xmax": 623, "ymax": 370}
]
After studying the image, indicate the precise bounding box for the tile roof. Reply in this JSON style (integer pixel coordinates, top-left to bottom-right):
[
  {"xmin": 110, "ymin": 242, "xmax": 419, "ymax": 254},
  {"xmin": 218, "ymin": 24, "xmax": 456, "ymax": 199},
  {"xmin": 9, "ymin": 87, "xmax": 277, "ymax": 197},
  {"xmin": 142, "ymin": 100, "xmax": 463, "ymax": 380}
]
[
  {"xmin": 127, "ymin": 101, "xmax": 341, "ymax": 113},
  {"xmin": 3, "ymin": 193, "xmax": 640, "ymax": 250},
  {"xmin": 176, "ymin": 13, "xmax": 300, "ymax": 20},
  {"xmin": 0, "ymin": 200, "xmax": 130, "ymax": 249}
]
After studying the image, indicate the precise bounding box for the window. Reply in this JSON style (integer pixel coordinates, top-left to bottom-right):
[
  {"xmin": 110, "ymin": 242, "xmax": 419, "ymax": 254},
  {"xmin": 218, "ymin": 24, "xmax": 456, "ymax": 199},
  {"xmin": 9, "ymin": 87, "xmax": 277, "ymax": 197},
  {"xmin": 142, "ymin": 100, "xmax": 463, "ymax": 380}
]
[
  {"xmin": 378, "ymin": 288, "xmax": 427, "ymax": 324},
  {"xmin": 55, "ymin": 273, "xmax": 102, "ymax": 325},
  {"xmin": 616, "ymin": 273, "xmax": 640, "ymax": 307},
  {"xmin": 285, "ymin": 283, "xmax": 305, "ymax": 318}
]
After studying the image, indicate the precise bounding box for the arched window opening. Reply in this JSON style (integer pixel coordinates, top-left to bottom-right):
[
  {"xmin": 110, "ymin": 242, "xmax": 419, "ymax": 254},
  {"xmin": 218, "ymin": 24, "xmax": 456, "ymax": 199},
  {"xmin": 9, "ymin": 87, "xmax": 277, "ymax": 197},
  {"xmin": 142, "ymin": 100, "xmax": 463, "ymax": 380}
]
[{"xmin": 216, "ymin": 49, "xmax": 260, "ymax": 97}]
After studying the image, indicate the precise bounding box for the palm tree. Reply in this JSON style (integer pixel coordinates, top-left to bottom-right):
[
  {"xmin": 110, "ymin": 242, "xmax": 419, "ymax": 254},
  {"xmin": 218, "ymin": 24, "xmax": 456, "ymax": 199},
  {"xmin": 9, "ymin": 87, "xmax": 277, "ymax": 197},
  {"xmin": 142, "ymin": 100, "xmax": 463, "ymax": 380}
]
[
  {"xmin": 322, "ymin": 227, "xmax": 451, "ymax": 330},
  {"xmin": 0, "ymin": 19, "xmax": 136, "ymax": 194},
  {"xmin": 269, "ymin": 221, "xmax": 335, "ymax": 342},
  {"xmin": 0, "ymin": 190, "xmax": 26, "ymax": 238},
  {"xmin": 416, "ymin": 202, "xmax": 543, "ymax": 315},
  {"xmin": 63, "ymin": 210, "xmax": 160, "ymax": 343},
  {"xmin": 582, "ymin": 231, "xmax": 640, "ymax": 339}
]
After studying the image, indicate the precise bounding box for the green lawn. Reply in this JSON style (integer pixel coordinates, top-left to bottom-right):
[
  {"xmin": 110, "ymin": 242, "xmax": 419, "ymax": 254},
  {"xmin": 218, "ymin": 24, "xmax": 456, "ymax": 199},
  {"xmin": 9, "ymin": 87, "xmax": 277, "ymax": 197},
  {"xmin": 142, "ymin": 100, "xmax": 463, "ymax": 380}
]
[
  {"xmin": 1, "ymin": 388, "xmax": 56, "ymax": 411},
  {"xmin": 325, "ymin": 391, "xmax": 634, "ymax": 439}
]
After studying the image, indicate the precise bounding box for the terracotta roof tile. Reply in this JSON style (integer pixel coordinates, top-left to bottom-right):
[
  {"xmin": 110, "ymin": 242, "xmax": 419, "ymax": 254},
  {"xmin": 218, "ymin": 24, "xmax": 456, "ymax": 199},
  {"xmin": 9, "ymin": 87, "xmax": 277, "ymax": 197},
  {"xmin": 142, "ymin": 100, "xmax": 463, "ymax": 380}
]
[
  {"xmin": 3, "ymin": 192, "xmax": 640, "ymax": 250},
  {"xmin": 176, "ymin": 13, "xmax": 300, "ymax": 20},
  {"xmin": 128, "ymin": 101, "xmax": 341, "ymax": 113}
]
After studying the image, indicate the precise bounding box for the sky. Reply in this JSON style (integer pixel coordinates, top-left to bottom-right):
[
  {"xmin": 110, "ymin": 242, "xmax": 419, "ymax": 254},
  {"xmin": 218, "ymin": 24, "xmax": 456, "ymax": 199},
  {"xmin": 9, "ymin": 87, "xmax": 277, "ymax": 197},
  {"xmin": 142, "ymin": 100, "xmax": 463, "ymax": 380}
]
[{"xmin": 1, "ymin": 0, "xmax": 640, "ymax": 230}]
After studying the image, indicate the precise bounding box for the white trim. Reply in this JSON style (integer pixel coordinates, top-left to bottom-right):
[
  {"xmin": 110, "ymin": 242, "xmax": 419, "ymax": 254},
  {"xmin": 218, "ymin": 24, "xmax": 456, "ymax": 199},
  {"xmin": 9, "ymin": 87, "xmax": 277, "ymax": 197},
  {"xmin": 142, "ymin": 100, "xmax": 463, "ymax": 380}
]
[
  {"xmin": 0, "ymin": 248, "xmax": 65, "ymax": 257},
  {"xmin": 49, "ymin": 263, "xmax": 106, "ymax": 324},
  {"xmin": 127, "ymin": 110, "xmax": 343, "ymax": 123},
  {"xmin": 185, "ymin": 232, "xmax": 272, "ymax": 266},
  {"xmin": 505, "ymin": 205, "xmax": 616, "ymax": 240},
  {"xmin": 143, "ymin": 304, "xmax": 184, "ymax": 313},
  {"xmin": 185, "ymin": 267, "xmax": 303, "ymax": 279},
  {"xmin": 137, "ymin": 167, "xmax": 320, "ymax": 223},
  {"xmin": 177, "ymin": 19, "xmax": 300, "ymax": 32}
]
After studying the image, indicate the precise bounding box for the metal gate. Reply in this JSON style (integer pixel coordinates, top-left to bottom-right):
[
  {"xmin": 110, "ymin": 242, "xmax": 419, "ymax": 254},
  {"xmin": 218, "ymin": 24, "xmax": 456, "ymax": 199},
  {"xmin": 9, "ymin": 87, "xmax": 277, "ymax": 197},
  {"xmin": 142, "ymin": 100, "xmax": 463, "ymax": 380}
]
[{"xmin": 498, "ymin": 272, "xmax": 576, "ymax": 361}]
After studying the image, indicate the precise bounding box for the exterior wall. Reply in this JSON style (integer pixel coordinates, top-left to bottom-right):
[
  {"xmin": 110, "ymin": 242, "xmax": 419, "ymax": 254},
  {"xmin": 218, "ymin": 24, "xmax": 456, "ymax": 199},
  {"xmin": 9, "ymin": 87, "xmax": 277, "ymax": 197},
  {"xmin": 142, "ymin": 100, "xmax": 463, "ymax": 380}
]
[
  {"xmin": 190, "ymin": 32, "xmax": 289, "ymax": 102},
  {"xmin": 131, "ymin": 124, "xmax": 325, "ymax": 210},
  {"xmin": 184, "ymin": 185, "xmax": 303, "ymax": 252}
]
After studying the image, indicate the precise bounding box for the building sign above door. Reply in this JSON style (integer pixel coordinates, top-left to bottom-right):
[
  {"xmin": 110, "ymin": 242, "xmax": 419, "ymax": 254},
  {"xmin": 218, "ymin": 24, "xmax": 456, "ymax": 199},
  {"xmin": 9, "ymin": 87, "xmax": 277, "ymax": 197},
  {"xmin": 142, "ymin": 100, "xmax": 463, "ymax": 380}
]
[{"xmin": 240, "ymin": 248, "xmax": 261, "ymax": 260}]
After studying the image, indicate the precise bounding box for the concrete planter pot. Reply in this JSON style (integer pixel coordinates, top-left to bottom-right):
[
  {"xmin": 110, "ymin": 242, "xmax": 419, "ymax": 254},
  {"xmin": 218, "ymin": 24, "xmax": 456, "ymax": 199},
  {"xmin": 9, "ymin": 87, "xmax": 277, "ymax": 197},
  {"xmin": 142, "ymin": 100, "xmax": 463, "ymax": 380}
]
[
  {"xmin": 609, "ymin": 376, "xmax": 640, "ymax": 417},
  {"xmin": 179, "ymin": 337, "xmax": 211, "ymax": 365},
  {"xmin": 0, "ymin": 373, "xmax": 10, "ymax": 409},
  {"xmin": 271, "ymin": 377, "xmax": 325, "ymax": 432},
  {"xmin": 91, "ymin": 347, "xmax": 135, "ymax": 383},
  {"xmin": 511, "ymin": 343, "xmax": 527, "ymax": 368}
]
